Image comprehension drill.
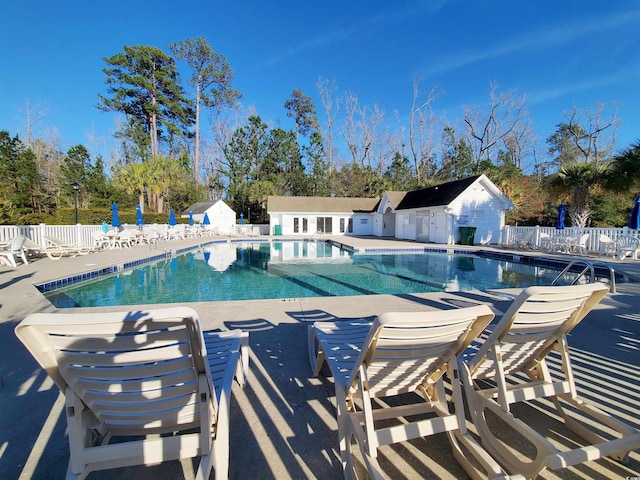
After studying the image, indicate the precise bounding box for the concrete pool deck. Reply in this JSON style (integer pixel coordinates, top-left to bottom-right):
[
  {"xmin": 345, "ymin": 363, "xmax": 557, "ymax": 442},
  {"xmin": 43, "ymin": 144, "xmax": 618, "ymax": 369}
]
[{"xmin": 1, "ymin": 235, "xmax": 639, "ymax": 479}]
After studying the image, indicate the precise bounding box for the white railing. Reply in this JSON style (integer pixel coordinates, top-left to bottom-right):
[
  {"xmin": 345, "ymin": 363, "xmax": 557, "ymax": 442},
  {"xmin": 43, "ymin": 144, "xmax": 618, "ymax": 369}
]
[
  {"xmin": 0, "ymin": 223, "xmax": 273, "ymax": 247},
  {"xmin": 502, "ymin": 225, "xmax": 640, "ymax": 253},
  {"xmin": 0, "ymin": 223, "xmax": 145, "ymax": 247}
]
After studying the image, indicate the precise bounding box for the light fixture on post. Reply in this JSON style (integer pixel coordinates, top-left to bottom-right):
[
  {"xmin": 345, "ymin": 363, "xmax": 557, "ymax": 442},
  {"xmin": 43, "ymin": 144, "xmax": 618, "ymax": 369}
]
[{"xmin": 71, "ymin": 182, "xmax": 80, "ymax": 224}]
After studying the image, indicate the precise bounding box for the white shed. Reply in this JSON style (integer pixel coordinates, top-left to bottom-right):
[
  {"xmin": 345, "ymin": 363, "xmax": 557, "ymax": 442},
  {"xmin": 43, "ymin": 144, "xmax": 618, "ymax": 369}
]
[
  {"xmin": 182, "ymin": 200, "xmax": 236, "ymax": 235},
  {"xmin": 387, "ymin": 175, "xmax": 514, "ymax": 245}
]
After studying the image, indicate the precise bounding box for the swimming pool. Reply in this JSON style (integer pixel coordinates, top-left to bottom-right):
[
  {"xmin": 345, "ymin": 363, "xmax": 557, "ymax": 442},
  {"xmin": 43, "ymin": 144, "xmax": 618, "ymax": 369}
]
[{"xmin": 42, "ymin": 240, "xmax": 601, "ymax": 308}]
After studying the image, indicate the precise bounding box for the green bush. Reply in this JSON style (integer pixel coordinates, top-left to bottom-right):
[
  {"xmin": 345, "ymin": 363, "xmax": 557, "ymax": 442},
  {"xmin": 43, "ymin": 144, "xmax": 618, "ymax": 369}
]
[{"xmin": 52, "ymin": 208, "xmax": 189, "ymax": 225}]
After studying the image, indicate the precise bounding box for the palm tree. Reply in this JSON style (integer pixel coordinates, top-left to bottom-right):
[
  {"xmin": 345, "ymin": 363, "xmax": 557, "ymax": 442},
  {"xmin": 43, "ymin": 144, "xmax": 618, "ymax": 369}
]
[
  {"xmin": 606, "ymin": 141, "xmax": 640, "ymax": 194},
  {"xmin": 556, "ymin": 162, "xmax": 608, "ymax": 227},
  {"xmin": 115, "ymin": 162, "xmax": 148, "ymax": 212}
]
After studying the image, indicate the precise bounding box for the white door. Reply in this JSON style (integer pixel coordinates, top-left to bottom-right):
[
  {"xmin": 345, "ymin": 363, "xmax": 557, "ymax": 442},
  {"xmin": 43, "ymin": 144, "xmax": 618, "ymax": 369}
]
[{"xmin": 429, "ymin": 212, "xmax": 448, "ymax": 244}]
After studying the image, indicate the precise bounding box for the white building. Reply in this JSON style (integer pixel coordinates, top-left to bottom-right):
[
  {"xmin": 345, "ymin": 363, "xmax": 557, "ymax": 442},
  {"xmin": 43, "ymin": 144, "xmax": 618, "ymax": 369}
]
[
  {"xmin": 267, "ymin": 175, "xmax": 514, "ymax": 245},
  {"xmin": 182, "ymin": 200, "xmax": 236, "ymax": 235}
]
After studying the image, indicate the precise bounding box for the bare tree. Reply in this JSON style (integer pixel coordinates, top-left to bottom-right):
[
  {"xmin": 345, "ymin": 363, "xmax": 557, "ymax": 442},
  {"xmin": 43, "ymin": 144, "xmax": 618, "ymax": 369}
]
[
  {"xmin": 205, "ymin": 106, "xmax": 253, "ymax": 199},
  {"xmin": 316, "ymin": 77, "xmax": 340, "ymax": 169},
  {"xmin": 342, "ymin": 93, "xmax": 385, "ymax": 169},
  {"xmin": 563, "ymin": 102, "xmax": 619, "ymax": 166},
  {"xmin": 462, "ymin": 81, "xmax": 528, "ymax": 171},
  {"xmin": 21, "ymin": 99, "xmax": 49, "ymax": 147},
  {"xmin": 408, "ymin": 78, "xmax": 440, "ymax": 183}
]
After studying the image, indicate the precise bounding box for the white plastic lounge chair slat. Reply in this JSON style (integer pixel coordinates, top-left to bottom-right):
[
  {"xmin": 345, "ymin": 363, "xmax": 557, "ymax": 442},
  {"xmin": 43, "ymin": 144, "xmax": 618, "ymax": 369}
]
[
  {"xmin": 75, "ymin": 369, "xmax": 198, "ymax": 394},
  {"xmin": 50, "ymin": 325, "xmax": 194, "ymax": 349},
  {"xmin": 82, "ymin": 382, "xmax": 199, "ymax": 407},
  {"xmin": 62, "ymin": 359, "xmax": 195, "ymax": 385}
]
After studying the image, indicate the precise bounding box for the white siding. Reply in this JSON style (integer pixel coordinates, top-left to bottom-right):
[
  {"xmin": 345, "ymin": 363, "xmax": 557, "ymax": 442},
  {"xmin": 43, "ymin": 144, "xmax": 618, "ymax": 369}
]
[{"xmin": 450, "ymin": 185, "xmax": 504, "ymax": 245}]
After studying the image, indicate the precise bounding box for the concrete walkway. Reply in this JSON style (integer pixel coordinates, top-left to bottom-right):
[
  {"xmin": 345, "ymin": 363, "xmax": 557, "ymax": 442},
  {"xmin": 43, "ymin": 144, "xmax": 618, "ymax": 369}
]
[{"xmin": 1, "ymin": 236, "xmax": 638, "ymax": 479}]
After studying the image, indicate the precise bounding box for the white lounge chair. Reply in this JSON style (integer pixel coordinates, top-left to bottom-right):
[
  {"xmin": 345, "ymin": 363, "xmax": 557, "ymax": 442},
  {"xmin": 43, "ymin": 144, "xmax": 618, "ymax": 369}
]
[
  {"xmin": 538, "ymin": 232, "xmax": 552, "ymax": 250},
  {"xmin": 0, "ymin": 235, "xmax": 29, "ymax": 267},
  {"xmin": 15, "ymin": 307, "xmax": 248, "ymax": 480},
  {"xmin": 43, "ymin": 236, "xmax": 92, "ymax": 259},
  {"xmin": 516, "ymin": 230, "xmax": 535, "ymax": 249},
  {"xmin": 458, "ymin": 283, "xmax": 640, "ymax": 478},
  {"xmin": 309, "ymin": 305, "xmax": 511, "ymax": 479}
]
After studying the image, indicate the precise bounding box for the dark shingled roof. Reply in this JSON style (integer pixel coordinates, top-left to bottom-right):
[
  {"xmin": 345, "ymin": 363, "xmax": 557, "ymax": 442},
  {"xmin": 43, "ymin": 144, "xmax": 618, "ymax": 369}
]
[{"xmin": 396, "ymin": 176, "xmax": 481, "ymax": 210}]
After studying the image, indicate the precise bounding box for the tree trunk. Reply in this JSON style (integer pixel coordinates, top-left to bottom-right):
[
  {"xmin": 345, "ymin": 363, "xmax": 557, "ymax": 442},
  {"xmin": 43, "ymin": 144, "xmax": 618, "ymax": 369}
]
[{"xmin": 194, "ymin": 81, "xmax": 201, "ymax": 184}]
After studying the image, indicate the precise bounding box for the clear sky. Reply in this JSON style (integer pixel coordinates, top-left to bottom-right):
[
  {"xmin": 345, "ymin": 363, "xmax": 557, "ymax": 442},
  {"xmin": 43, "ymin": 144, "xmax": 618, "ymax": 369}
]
[{"xmin": 1, "ymin": 0, "xmax": 639, "ymax": 168}]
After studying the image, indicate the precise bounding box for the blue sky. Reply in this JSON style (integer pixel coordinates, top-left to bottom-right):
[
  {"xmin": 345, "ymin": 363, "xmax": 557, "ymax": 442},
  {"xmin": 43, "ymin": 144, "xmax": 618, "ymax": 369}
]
[{"xmin": 1, "ymin": 0, "xmax": 639, "ymax": 168}]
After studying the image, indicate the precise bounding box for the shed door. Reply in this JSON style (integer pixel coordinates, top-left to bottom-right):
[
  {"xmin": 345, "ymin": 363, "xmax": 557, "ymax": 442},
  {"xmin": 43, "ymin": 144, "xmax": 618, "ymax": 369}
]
[{"xmin": 429, "ymin": 212, "xmax": 448, "ymax": 244}]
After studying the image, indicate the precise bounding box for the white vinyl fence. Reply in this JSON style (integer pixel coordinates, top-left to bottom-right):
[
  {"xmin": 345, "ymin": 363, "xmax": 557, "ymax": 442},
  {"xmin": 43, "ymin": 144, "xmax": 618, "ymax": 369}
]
[
  {"xmin": 502, "ymin": 225, "xmax": 640, "ymax": 253},
  {"xmin": 0, "ymin": 223, "xmax": 271, "ymax": 247}
]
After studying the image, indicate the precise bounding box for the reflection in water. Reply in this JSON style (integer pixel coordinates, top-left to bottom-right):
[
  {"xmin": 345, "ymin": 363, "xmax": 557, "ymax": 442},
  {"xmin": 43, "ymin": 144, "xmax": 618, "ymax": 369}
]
[{"xmin": 45, "ymin": 242, "xmax": 580, "ymax": 307}]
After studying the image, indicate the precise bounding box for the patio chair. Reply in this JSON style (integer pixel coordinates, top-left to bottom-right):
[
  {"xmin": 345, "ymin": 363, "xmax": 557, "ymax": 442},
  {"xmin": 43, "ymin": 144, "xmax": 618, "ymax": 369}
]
[
  {"xmin": 571, "ymin": 232, "xmax": 589, "ymax": 255},
  {"xmin": 0, "ymin": 235, "xmax": 29, "ymax": 267},
  {"xmin": 458, "ymin": 283, "xmax": 640, "ymax": 478},
  {"xmin": 15, "ymin": 306, "xmax": 247, "ymax": 480},
  {"xmin": 598, "ymin": 234, "xmax": 616, "ymax": 257},
  {"xmin": 308, "ymin": 305, "xmax": 511, "ymax": 480},
  {"xmin": 113, "ymin": 229, "xmax": 133, "ymax": 248},
  {"xmin": 615, "ymin": 235, "xmax": 640, "ymax": 260},
  {"xmin": 91, "ymin": 230, "xmax": 110, "ymax": 249},
  {"xmin": 43, "ymin": 236, "xmax": 92, "ymax": 259}
]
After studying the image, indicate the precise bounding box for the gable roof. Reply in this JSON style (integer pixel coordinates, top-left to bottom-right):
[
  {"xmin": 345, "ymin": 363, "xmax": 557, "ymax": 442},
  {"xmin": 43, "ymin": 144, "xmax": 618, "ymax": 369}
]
[
  {"xmin": 182, "ymin": 202, "xmax": 214, "ymax": 215},
  {"xmin": 396, "ymin": 175, "xmax": 481, "ymax": 210},
  {"xmin": 384, "ymin": 191, "xmax": 409, "ymax": 209},
  {"xmin": 268, "ymin": 196, "xmax": 379, "ymax": 213}
]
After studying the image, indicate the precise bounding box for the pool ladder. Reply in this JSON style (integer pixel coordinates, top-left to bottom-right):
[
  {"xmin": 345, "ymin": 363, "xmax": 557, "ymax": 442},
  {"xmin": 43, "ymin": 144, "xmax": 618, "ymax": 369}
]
[{"xmin": 552, "ymin": 259, "xmax": 616, "ymax": 293}]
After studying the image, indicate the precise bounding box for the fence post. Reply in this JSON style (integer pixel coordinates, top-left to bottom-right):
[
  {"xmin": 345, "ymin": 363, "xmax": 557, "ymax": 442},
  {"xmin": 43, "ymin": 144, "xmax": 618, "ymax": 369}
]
[{"xmin": 38, "ymin": 223, "xmax": 46, "ymax": 247}]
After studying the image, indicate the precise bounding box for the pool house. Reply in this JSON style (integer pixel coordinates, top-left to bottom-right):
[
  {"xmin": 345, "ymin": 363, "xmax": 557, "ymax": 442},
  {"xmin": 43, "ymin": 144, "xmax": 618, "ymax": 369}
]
[{"xmin": 267, "ymin": 174, "xmax": 514, "ymax": 245}]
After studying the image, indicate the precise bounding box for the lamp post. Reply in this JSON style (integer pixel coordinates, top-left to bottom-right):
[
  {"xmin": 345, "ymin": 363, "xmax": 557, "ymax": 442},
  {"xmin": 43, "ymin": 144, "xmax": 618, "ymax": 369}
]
[
  {"xmin": 141, "ymin": 185, "xmax": 147, "ymax": 214},
  {"xmin": 72, "ymin": 182, "xmax": 79, "ymax": 224}
]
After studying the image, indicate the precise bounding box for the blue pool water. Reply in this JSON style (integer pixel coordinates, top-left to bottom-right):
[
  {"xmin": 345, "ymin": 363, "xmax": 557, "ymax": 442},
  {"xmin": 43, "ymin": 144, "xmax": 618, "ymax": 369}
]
[{"xmin": 44, "ymin": 241, "xmax": 582, "ymax": 308}]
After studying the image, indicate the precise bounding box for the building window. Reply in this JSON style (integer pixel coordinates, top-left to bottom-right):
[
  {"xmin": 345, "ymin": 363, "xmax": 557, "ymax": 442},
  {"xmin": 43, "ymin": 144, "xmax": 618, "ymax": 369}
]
[
  {"xmin": 302, "ymin": 218, "xmax": 308, "ymax": 233},
  {"xmin": 348, "ymin": 218, "xmax": 353, "ymax": 233},
  {"xmin": 317, "ymin": 217, "xmax": 332, "ymax": 233},
  {"xmin": 293, "ymin": 217, "xmax": 299, "ymax": 233},
  {"xmin": 339, "ymin": 218, "xmax": 345, "ymax": 233},
  {"xmin": 472, "ymin": 210, "xmax": 484, "ymax": 220}
]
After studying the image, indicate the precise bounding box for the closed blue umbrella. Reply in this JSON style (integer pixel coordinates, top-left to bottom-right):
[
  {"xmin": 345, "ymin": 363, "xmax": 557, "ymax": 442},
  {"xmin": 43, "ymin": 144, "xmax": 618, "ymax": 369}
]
[
  {"xmin": 135, "ymin": 204, "xmax": 144, "ymax": 227},
  {"xmin": 556, "ymin": 204, "xmax": 566, "ymax": 230},
  {"xmin": 111, "ymin": 203, "xmax": 121, "ymax": 228},
  {"xmin": 629, "ymin": 196, "xmax": 640, "ymax": 229},
  {"xmin": 168, "ymin": 209, "xmax": 177, "ymax": 226},
  {"xmin": 240, "ymin": 213, "xmax": 244, "ymax": 225},
  {"xmin": 202, "ymin": 212, "xmax": 210, "ymax": 225},
  {"xmin": 189, "ymin": 211, "xmax": 194, "ymax": 226}
]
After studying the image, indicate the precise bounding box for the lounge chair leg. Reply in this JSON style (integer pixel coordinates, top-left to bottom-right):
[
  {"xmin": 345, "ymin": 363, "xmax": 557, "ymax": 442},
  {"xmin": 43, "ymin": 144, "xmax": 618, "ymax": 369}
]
[{"xmin": 334, "ymin": 387, "xmax": 357, "ymax": 479}]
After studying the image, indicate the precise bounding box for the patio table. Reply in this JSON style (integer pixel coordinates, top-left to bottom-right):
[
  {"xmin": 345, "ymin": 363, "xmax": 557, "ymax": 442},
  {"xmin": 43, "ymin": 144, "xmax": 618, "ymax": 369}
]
[{"xmin": 548, "ymin": 234, "xmax": 577, "ymax": 253}]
